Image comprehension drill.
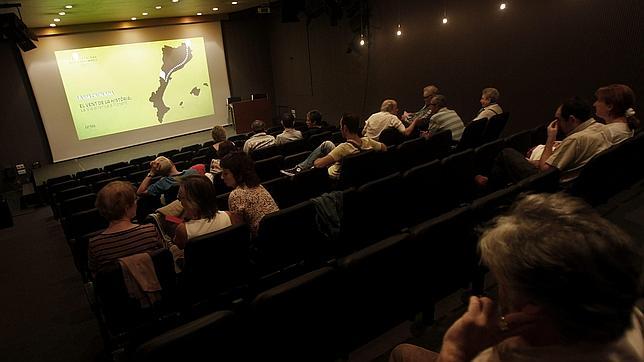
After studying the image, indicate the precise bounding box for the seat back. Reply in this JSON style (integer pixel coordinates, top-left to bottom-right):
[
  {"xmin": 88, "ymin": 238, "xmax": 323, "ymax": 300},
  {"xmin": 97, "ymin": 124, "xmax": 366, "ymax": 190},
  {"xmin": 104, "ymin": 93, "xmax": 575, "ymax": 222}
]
[
  {"xmin": 261, "ymin": 176, "xmax": 293, "ymax": 208},
  {"xmin": 134, "ymin": 310, "xmax": 241, "ymax": 362},
  {"xmin": 171, "ymin": 151, "xmax": 194, "ymax": 162},
  {"xmin": 339, "ymin": 150, "xmax": 393, "ymax": 188},
  {"xmin": 94, "ymin": 248, "xmax": 177, "ymax": 334},
  {"xmin": 63, "ymin": 208, "xmax": 108, "ymax": 240},
  {"xmin": 291, "ymin": 166, "xmax": 331, "ymax": 203},
  {"xmin": 110, "ymin": 164, "xmax": 139, "ymax": 178},
  {"xmin": 103, "ymin": 161, "xmax": 129, "ymax": 173},
  {"xmin": 130, "ymin": 155, "xmax": 156, "ymax": 166},
  {"xmin": 395, "ymin": 137, "xmax": 428, "ymax": 171},
  {"xmin": 401, "ymin": 160, "xmax": 448, "ymax": 225},
  {"xmin": 254, "ymin": 155, "xmax": 283, "ymax": 181},
  {"xmin": 504, "ymin": 129, "xmax": 532, "ymax": 155},
  {"xmin": 441, "ymin": 149, "xmax": 477, "ymax": 205},
  {"xmin": 157, "ymin": 149, "xmax": 180, "ymax": 159},
  {"xmin": 93, "ymin": 177, "xmax": 124, "ymax": 193},
  {"xmin": 180, "ymin": 144, "xmax": 201, "ymax": 153},
  {"xmin": 283, "ymin": 151, "xmax": 310, "ymax": 169},
  {"xmin": 80, "ymin": 172, "xmax": 110, "ymax": 187},
  {"xmin": 76, "ymin": 168, "xmax": 101, "ymax": 179},
  {"xmin": 278, "ymin": 138, "xmax": 310, "ymax": 156},
  {"xmin": 378, "ymin": 127, "xmax": 404, "ymax": 147},
  {"xmin": 473, "ymin": 138, "xmax": 506, "ymax": 174},
  {"xmin": 249, "ymin": 267, "xmax": 342, "ymax": 361},
  {"xmin": 183, "ymin": 224, "xmax": 252, "ymax": 304},
  {"xmin": 250, "ymin": 144, "xmax": 279, "ymax": 161},
  {"xmin": 60, "ymin": 193, "xmax": 97, "ymax": 218},
  {"xmin": 307, "ymin": 131, "xmax": 333, "ymax": 148},
  {"xmin": 426, "ymin": 129, "xmax": 453, "ymax": 160},
  {"xmin": 457, "ymin": 119, "xmax": 487, "ymax": 150},
  {"xmin": 254, "ymin": 200, "xmax": 323, "ymax": 272},
  {"xmin": 481, "ymin": 112, "xmax": 510, "ymax": 142}
]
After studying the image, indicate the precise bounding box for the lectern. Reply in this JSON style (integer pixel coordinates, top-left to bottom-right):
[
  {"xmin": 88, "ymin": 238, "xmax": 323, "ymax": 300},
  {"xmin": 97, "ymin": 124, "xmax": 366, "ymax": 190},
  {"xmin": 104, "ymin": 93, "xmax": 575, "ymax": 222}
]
[{"xmin": 230, "ymin": 98, "xmax": 273, "ymax": 134}]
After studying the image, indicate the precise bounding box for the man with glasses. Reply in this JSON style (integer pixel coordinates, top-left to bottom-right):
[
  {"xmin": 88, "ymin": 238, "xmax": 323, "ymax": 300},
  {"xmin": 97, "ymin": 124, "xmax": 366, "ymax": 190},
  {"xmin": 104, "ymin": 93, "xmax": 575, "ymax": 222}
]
[
  {"xmin": 402, "ymin": 85, "xmax": 440, "ymax": 125},
  {"xmin": 421, "ymin": 94, "xmax": 465, "ymax": 141}
]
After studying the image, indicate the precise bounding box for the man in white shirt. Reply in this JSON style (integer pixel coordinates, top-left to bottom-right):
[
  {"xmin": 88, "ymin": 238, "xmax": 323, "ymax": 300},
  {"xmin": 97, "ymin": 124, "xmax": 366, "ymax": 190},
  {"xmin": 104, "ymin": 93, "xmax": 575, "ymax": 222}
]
[
  {"xmin": 473, "ymin": 87, "xmax": 503, "ymax": 122},
  {"xmin": 275, "ymin": 113, "xmax": 303, "ymax": 145},
  {"xmin": 242, "ymin": 120, "xmax": 276, "ymax": 153},
  {"xmin": 363, "ymin": 99, "xmax": 422, "ymax": 141}
]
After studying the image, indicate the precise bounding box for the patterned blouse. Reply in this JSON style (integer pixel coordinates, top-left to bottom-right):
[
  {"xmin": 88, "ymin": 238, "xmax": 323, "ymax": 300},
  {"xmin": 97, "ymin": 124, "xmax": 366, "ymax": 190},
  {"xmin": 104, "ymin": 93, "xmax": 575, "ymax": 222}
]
[{"xmin": 228, "ymin": 185, "xmax": 279, "ymax": 236}]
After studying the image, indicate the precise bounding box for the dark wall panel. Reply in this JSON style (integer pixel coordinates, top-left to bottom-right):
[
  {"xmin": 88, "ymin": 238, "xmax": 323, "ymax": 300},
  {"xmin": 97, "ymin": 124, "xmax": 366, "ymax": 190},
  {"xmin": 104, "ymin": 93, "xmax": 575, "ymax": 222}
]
[{"xmin": 0, "ymin": 41, "xmax": 50, "ymax": 170}]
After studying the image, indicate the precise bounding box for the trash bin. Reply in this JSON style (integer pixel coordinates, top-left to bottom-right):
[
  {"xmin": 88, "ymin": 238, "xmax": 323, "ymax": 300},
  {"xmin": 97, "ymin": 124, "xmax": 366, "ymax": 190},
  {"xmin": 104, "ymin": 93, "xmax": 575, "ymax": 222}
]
[{"xmin": 0, "ymin": 196, "xmax": 13, "ymax": 228}]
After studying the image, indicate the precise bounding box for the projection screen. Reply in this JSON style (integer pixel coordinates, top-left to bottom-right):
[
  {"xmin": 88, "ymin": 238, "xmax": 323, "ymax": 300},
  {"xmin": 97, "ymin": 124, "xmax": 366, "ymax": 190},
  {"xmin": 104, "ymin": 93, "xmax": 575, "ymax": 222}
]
[{"xmin": 22, "ymin": 22, "xmax": 231, "ymax": 162}]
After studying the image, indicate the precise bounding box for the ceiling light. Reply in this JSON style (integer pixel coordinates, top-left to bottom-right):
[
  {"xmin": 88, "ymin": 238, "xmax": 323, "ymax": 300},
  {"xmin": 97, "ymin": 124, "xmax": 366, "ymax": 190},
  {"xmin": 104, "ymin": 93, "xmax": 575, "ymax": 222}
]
[
  {"xmin": 213, "ymin": 7, "xmax": 219, "ymax": 11},
  {"xmin": 396, "ymin": 24, "xmax": 402, "ymax": 37},
  {"xmin": 65, "ymin": 5, "xmax": 73, "ymax": 9},
  {"xmin": 131, "ymin": 17, "xmax": 137, "ymax": 20},
  {"xmin": 232, "ymin": 1, "xmax": 238, "ymax": 5},
  {"xmin": 172, "ymin": 0, "xmax": 179, "ymax": 3},
  {"xmin": 155, "ymin": 5, "xmax": 162, "ymax": 9},
  {"xmin": 442, "ymin": 17, "xmax": 448, "ymax": 24},
  {"xmin": 49, "ymin": 23, "xmax": 56, "ymax": 27},
  {"xmin": 196, "ymin": 12, "xmax": 202, "ymax": 15},
  {"xmin": 359, "ymin": 34, "xmax": 365, "ymax": 46},
  {"xmin": 142, "ymin": 12, "xmax": 148, "ymax": 15},
  {"xmin": 59, "ymin": 11, "xmax": 66, "ymax": 15},
  {"xmin": 54, "ymin": 18, "xmax": 61, "ymax": 22},
  {"xmin": 500, "ymin": 3, "xmax": 507, "ymax": 10}
]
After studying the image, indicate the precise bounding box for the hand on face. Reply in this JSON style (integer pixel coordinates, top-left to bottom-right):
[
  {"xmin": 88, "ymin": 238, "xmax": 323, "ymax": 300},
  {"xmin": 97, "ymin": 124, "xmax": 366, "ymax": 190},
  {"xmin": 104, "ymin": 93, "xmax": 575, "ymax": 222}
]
[
  {"xmin": 439, "ymin": 296, "xmax": 539, "ymax": 361},
  {"xmin": 547, "ymin": 120, "xmax": 559, "ymax": 141},
  {"xmin": 149, "ymin": 160, "xmax": 161, "ymax": 176}
]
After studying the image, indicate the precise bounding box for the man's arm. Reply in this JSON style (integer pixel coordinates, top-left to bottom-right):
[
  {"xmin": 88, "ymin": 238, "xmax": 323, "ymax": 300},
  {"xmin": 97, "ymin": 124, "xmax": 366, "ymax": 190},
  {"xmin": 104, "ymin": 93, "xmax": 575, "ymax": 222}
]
[
  {"xmin": 137, "ymin": 161, "xmax": 159, "ymax": 196},
  {"xmin": 538, "ymin": 120, "xmax": 558, "ymax": 171},
  {"xmin": 313, "ymin": 154, "xmax": 336, "ymax": 168}
]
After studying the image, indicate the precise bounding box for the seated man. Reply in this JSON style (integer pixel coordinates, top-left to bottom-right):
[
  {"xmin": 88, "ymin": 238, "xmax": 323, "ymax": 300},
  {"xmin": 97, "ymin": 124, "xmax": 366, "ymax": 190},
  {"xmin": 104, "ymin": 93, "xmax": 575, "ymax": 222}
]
[
  {"xmin": 137, "ymin": 156, "xmax": 199, "ymax": 201},
  {"xmin": 402, "ymin": 84, "xmax": 439, "ymax": 125},
  {"xmin": 302, "ymin": 109, "xmax": 333, "ymax": 138},
  {"xmin": 281, "ymin": 113, "xmax": 386, "ymax": 179},
  {"xmin": 478, "ymin": 97, "xmax": 612, "ymax": 188},
  {"xmin": 275, "ymin": 112, "xmax": 303, "ymax": 145},
  {"xmin": 243, "ymin": 120, "xmax": 276, "ymax": 153},
  {"xmin": 363, "ymin": 99, "xmax": 421, "ymax": 140},
  {"xmin": 473, "ymin": 87, "xmax": 503, "ymax": 122},
  {"xmin": 422, "ymin": 95, "xmax": 465, "ymax": 141}
]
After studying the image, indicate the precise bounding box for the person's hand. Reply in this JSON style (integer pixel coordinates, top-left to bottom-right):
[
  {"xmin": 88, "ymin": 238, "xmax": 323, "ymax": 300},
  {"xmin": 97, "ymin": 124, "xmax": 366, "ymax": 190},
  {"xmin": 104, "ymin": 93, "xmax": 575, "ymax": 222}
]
[
  {"xmin": 420, "ymin": 130, "xmax": 432, "ymax": 139},
  {"xmin": 402, "ymin": 111, "xmax": 412, "ymax": 120},
  {"xmin": 546, "ymin": 120, "xmax": 558, "ymax": 141},
  {"xmin": 149, "ymin": 160, "xmax": 161, "ymax": 176},
  {"xmin": 438, "ymin": 296, "xmax": 538, "ymax": 362}
]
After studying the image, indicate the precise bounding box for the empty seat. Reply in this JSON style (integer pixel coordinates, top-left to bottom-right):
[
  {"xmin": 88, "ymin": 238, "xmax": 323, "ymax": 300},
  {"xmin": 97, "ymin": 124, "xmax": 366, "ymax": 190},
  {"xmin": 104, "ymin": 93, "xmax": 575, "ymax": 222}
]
[
  {"xmin": 401, "ymin": 160, "xmax": 449, "ymax": 225},
  {"xmin": 481, "ymin": 112, "xmax": 510, "ymax": 143},
  {"xmin": 110, "ymin": 164, "xmax": 139, "ymax": 178},
  {"xmin": 182, "ymin": 224, "xmax": 252, "ymax": 305},
  {"xmin": 60, "ymin": 193, "xmax": 97, "ymax": 218},
  {"xmin": 92, "ymin": 177, "xmax": 123, "ymax": 193},
  {"xmin": 202, "ymin": 140, "xmax": 215, "ymax": 148},
  {"xmin": 291, "ymin": 166, "xmax": 331, "ymax": 203},
  {"xmin": 158, "ymin": 149, "xmax": 180, "ymax": 159},
  {"xmin": 504, "ymin": 129, "xmax": 532, "ymax": 155},
  {"xmin": 516, "ymin": 167, "xmax": 560, "ymax": 194},
  {"xmin": 283, "ymin": 151, "xmax": 310, "ymax": 169},
  {"xmin": 190, "ymin": 155, "xmax": 208, "ymax": 166},
  {"xmin": 46, "ymin": 174, "xmax": 73, "ymax": 187},
  {"xmin": 254, "ymin": 200, "xmax": 323, "ymax": 273},
  {"xmin": 394, "ymin": 137, "xmax": 427, "ymax": 171},
  {"xmin": 254, "ymin": 155, "xmax": 283, "ymax": 181},
  {"xmin": 103, "ymin": 161, "xmax": 129, "ymax": 173},
  {"xmin": 80, "ymin": 172, "xmax": 110, "ymax": 186},
  {"xmin": 378, "ymin": 127, "xmax": 405, "ymax": 147},
  {"xmin": 51, "ymin": 185, "xmax": 93, "ymax": 219},
  {"xmin": 181, "ymin": 144, "xmax": 201, "ymax": 153},
  {"xmin": 441, "ymin": 149, "xmax": 477, "ymax": 206},
  {"xmin": 474, "ymin": 138, "xmax": 506, "ymax": 174},
  {"xmin": 426, "ymin": 129, "xmax": 453, "ymax": 160},
  {"xmin": 278, "ymin": 138, "xmax": 310, "ymax": 156},
  {"xmin": 171, "ymin": 151, "xmax": 194, "ymax": 163},
  {"xmin": 249, "ymin": 267, "xmax": 343, "ymax": 361},
  {"xmin": 250, "ymin": 145, "xmax": 279, "ymax": 161},
  {"xmin": 62, "ymin": 208, "xmax": 108, "ymax": 240},
  {"xmin": 215, "ymin": 192, "xmax": 230, "ymax": 211},
  {"xmin": 133, "ymin": 310, "xmax": 241, "ymax": 362},
  {"xmin": 261, "ymin": 176, "xmax": 293, "ymax": 208},
  {"xmin": 76, "ymin": 168, "xmax": 101, "ymax": 179},
  {"xmin": 130, "ymin": 155, "xmax": 156, "ymax": 166},
  {"xmin": 457, "ymin": 118, "xmax": 488, "ymax": 151},
  {"xmin": 127, "ymin": 169, "xmax": 150, "ymax": 183},
  {"xmin": 338, "ymin": 150, "xmax": 394, "ymax": 188},
  {"xmin": 308, "ymin": 131, "xmax": 333, "ymax": 148}
]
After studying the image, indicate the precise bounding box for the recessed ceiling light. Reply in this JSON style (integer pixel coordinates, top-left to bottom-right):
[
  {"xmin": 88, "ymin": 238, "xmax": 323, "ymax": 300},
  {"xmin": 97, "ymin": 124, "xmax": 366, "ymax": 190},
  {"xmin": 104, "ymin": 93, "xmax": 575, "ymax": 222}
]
[
  {"xmin": 500, "ymin": 3, "xmax": 507, "ymax": 10},
  {"xmin": 155, "ymin": 5, "xmax": 162, "ymax": 9},
  {"xmin": 53, "ymin": 18, "xmax": 61, "ymax": 22},
  {"xmin": 232, "ymin": 1, "xmax": 238, "ymax": 5},
  {"xmin": 59, "ymin": 11, "xmax": 66, "ymax": 15},
  {"xmin": 213, "ymin": 7, "xmax": 219, "ymax": 11},
  {"xmin": 142, "ymin": 12, "xmax": 148, "ymax": 16},
  {"xmin": 442, "ymin": 17, "xmax": 448, "ymax": 24},
  {"xmin": 49, "ymin": 23, "xmax": 56, "ymax": 27},
  {"xmin": 131, "ymin": 17, "xmax": 137, "ymax": 21},
  {"xmin": 65, "ymin": 5, "xmax": 73, "ymax": 9},
  {"xmin": 196, "ymin": 12, "xmax": 202, "ymax": 15},
  {"xmin": 172, "ymin": 0, "xmax": 179, "ymax": 3}
]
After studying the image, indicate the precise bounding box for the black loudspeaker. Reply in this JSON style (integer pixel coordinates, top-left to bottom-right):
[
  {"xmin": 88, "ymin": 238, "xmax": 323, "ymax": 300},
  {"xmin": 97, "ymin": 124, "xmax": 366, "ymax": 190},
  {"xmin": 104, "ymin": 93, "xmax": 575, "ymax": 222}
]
[{"xmin": 0, "ymin": 13, "xmax": 38, "ymax": 52}]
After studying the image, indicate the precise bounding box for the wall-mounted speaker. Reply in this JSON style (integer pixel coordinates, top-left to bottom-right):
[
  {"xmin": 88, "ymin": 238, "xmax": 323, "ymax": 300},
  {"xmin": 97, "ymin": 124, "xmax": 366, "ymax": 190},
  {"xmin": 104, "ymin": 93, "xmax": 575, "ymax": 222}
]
[{"xmin": 0, "ymin": 12, "xmax": 38, "ymax": 52}]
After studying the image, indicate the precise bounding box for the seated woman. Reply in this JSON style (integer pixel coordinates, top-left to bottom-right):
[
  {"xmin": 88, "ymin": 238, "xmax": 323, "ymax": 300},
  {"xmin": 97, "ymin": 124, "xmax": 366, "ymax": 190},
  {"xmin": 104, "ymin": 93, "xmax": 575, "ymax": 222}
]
[
  {"xmin": 220, "ymin": 151, "xmax": 279, "ymax": 237},
  {"xmin": 594, "ymin": 84, "xmax": 639, "ymax": 144},
  {"xmin": 390, "ymin": 193, "xmax": 643, "ymax": 362},
  {"xmin": 208, "ymin": 140, "xmax": 237, "ymax": 175},
  {"xmin": 172, "ymin": 174, "xmax": 242, "ymax": 250},
  {"xmin": 88, "ymin": 181, "xmax": 163, "ymax": 276}
]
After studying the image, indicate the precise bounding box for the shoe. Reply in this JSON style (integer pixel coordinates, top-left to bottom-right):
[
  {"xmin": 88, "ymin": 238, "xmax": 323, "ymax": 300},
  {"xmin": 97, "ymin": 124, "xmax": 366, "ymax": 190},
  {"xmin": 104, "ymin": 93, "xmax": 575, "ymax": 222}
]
[{"xmin": 280, "ymin": 166, "xmax": 302, "ymax": 177}]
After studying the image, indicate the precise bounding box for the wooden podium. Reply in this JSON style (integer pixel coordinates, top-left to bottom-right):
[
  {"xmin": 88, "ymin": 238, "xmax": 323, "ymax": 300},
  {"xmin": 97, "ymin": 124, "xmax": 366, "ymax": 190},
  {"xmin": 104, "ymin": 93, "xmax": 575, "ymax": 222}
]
[{"xmin": 230, "ymin": 98, "xmax": 273, "ymax": 134}]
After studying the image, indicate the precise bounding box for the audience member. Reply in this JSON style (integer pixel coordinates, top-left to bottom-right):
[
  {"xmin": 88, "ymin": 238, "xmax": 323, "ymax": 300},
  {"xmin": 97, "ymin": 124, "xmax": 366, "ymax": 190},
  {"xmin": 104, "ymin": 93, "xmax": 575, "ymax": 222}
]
[
  {"xmin": 421, "ymin": 95, "xmax": 465, "ymax": 141},
  {"xmin": 243, "ymin": 120, "xmax": 276, "ymax": 153},
  {"xmin": 303, "ymin": 110, "xmax": 332, "ymax": 138},
  {"xmin": 275, "ymin": 112, "xmax": 303, "ymax": 145},
  {"xmin": 137, "ymin": 156, "xmax": 198, "ymax": 200},
  {"xmin": 402, "ymin": 85, "xmax": 440, "ymax": 125},
  {"xmin": 473, "ymin": 87, "xmax": 503, "ymax": 122},
  {"xmin": 390, "ymin": 193, "xmax": 643, "ymax": 362},
  {"xmin": 171, "ymin": 175, "xmax": 241, "ymax": 250},
  {"xmin": 220, "ymin": 152, "xmax": 279, "ymax": 236},
  {"xmin": 280, "ymin": 113, "xmax": 386, "ymax": 178},
  {"xmin": 594, "ymin": 84, "xmax": 639, "ymax": 144},
  {"xmin": 208, "ymin": 125, "xmax": 228, "ymax": 159},
  {"xmin": 477, "ymin": 97, "xmax": 612, "ymax": 188},
  {"xmin": 363, "ymin": 99, "xmax": 422, "ymax": 140},
  {"xmin": 88, "ymin": 181, "xmax": 163, "ymax": 275},
  {"xmin": 209, "ymin": 140, "xmax": 236, "ymax": 174}
]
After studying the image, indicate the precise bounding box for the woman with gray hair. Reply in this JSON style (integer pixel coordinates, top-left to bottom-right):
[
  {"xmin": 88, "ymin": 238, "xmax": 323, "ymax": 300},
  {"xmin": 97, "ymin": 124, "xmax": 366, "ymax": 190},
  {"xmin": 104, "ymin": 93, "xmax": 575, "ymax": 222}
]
[{"xmin": 391, "ymin": 192, "xmax": 643, "ymax": 362}]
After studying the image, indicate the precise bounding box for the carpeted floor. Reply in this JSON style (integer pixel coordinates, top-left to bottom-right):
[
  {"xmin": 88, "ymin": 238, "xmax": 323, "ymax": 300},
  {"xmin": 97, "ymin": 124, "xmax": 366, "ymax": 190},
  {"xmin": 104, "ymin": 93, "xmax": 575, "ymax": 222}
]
[{"xmin": 1, "ymin": 179, "xmax": 642, "ymax": 362}]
